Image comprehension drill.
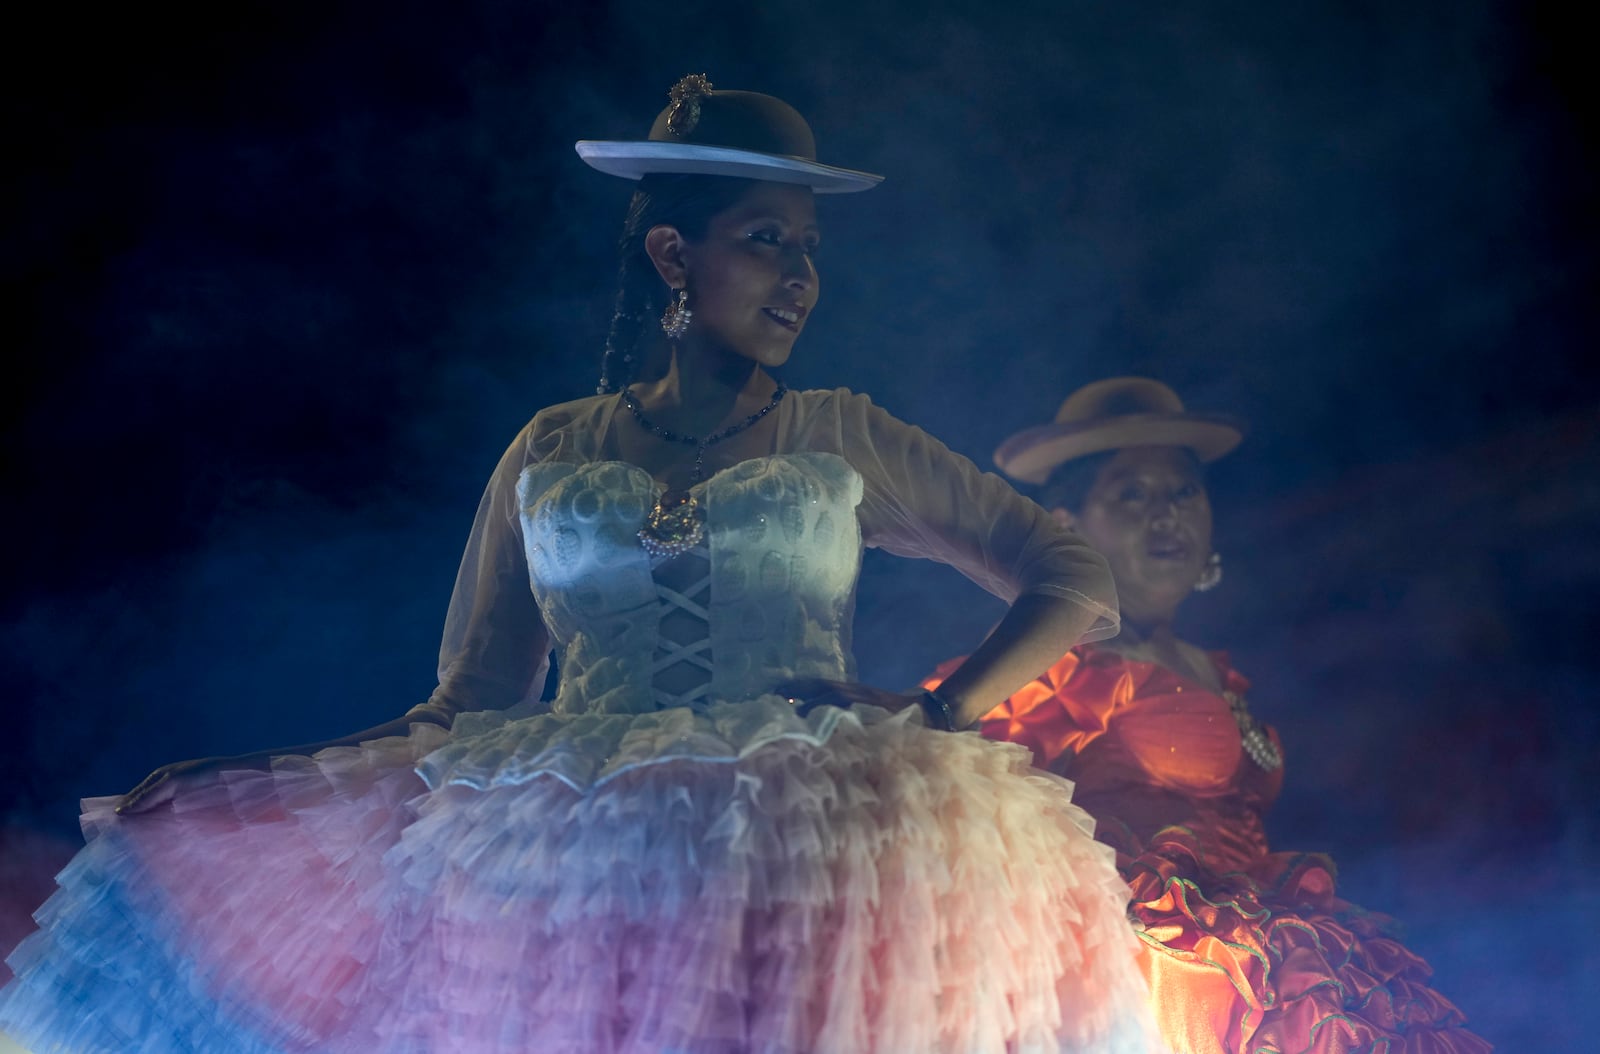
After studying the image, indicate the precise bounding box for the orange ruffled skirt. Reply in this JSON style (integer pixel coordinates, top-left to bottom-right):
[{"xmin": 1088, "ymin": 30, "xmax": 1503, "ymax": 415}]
[{"xmin": 1121, "ymin": 827, "xmax": 1490, "ymax": 1054}]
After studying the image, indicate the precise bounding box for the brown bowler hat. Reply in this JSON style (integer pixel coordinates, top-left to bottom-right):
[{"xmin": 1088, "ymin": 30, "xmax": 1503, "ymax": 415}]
[
  {"xmin": 994, "ymin": 377, "xmax": 1245, "ymax": 485},
  {"xmin": 576, "ymin": 74, "xmax": 882, "ymax": 194}
]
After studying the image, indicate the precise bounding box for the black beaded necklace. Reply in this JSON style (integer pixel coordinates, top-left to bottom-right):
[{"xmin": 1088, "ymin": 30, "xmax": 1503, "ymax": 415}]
[
  {"xmin": 621, "ymin": 382, "xmax": 788, "ymax": 558},
  {"xmin": 620, "ymin": 382, "xmax": 788, "ymax": 484}
]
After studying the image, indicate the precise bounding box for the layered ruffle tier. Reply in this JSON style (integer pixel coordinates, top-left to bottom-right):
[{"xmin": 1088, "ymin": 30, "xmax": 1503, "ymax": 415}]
[
  {"xmin": 1119, "ymin": 827, "xmax": 1491, "ymax": 1054},
  {"xmin": 2, "ymin": 700, "xmax": 1157, "ymax": 1053}
]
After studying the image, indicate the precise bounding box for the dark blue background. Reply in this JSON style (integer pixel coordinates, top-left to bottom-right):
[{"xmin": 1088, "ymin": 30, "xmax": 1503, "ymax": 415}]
[{"xmin": 4, "ymin": 1, "xmax": 1594, "ymax": 1047}]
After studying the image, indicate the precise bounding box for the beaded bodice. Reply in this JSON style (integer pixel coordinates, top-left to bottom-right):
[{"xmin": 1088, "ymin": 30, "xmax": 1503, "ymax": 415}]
[{"xmin": 516, "ymin": 452, "xmax": 864, "ymax": 716}]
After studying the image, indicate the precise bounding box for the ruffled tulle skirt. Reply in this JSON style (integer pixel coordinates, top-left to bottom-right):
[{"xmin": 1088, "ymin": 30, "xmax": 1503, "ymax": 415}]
[
  {"xmin": 1117, "ymin": 827, "xmax": 1490, "ymax": 1054},
  {"xmin": 0, "ymin": 700, "xmax": 1158, "ymax": 1053}
]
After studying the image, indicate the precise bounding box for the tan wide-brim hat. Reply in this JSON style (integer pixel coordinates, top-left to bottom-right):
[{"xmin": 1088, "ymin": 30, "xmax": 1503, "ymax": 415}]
[
  {"xmin": 994, "ymin": 377, "xmax": 1245, "ymax": 485},
  {"xmin": 577, "ymin": 74, "xmax": 883, "ymax": 194}
]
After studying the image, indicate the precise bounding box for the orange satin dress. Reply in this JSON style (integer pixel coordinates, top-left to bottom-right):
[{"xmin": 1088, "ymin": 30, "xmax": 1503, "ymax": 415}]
[{"xmin": 933, "ymin": 645, "xmax": 1491, "ymax": 1054}]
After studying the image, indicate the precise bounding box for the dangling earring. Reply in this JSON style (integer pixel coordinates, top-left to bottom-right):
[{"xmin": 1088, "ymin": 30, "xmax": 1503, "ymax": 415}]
[
  {"xmin": 1194, "ymin": 551, "xmax": 1223, "ymax": 592},
  {"xmin": 660, "ymin": 288, "xmax": 691, "ymax": 341}
]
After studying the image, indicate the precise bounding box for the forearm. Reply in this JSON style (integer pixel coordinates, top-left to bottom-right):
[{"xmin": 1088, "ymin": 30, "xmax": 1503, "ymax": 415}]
[{"xmin": 932, "ymin": 593, "xmax": 1100, "ymax": 728}]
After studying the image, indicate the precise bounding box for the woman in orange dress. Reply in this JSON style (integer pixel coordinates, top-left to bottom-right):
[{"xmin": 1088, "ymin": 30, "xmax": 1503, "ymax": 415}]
[{"xmin": 932, "ymin": 378, "xmax": 1490, "ymax": 1053}]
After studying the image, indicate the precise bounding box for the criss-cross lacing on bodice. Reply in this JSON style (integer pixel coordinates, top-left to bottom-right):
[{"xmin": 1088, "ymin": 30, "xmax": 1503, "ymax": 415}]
[
  {"xmin": 648, "ymin": 544, "xmax": 716, "ymax": 710},
  {"xmin": 514, "ymin": 453, "xmax": 866, "ymax": 719}
]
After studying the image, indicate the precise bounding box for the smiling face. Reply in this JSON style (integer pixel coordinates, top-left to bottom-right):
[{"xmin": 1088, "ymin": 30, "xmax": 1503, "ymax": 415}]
[
  {"xmin": 1060, "ymin": 446, "xmax": 1213, "ymax": 625},
  {"xmin": 650, "ymin": 181, "xmax": 820, "ymax": 370}
]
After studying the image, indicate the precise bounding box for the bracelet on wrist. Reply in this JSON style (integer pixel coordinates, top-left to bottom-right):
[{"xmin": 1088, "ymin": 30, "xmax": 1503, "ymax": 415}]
[{"xmin": 919, "ymin": 688, "xmax": 959, "ymax": 732}]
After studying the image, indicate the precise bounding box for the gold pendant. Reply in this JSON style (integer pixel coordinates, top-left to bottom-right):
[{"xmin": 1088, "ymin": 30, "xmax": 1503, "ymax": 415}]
[{"xmin": 637, "ymin": 490, "xmax": 705, "ymax": 559}]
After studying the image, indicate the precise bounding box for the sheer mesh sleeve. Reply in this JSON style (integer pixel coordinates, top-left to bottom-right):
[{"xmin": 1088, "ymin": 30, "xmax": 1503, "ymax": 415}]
[
  {"xmin": 793, "ymin": 389, "xmax": 1118, "ymax": 640},
  {"xmin": 407, "ymin": 421, "xmax": 552, "ymax": 724}
]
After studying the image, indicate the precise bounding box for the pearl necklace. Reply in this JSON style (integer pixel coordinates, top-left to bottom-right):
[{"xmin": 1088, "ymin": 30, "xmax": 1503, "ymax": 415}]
[
  {"xmin": 1224, "ymin": 690, "xmax": 1283, "ymax": 771},
  {"xmin": 621, "ymin": 382, "xmax": 788, "ymax": 558}
]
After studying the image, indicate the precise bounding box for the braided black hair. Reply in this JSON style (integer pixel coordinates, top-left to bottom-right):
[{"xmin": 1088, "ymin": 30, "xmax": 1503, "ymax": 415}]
[{"xmin": 596, "ymin": 174, "xmax": 758, "ymax": 393}]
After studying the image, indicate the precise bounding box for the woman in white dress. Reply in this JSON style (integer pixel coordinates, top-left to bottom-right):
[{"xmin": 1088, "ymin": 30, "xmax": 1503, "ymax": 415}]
[{"xmin": 0, "ymin": 76, "xmax": 1157, "ymax": 1054}]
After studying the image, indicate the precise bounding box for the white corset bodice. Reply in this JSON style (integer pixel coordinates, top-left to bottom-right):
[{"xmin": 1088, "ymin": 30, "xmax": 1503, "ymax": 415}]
[
  {"xmin": 517, "ymin": 452, "xmax": 864, "ymax": 716},
  {"xmin": 418, "ymin": 391, "xmax": 1117, "ymax": 792}
]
